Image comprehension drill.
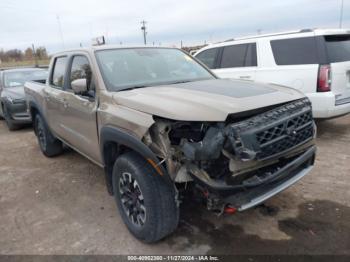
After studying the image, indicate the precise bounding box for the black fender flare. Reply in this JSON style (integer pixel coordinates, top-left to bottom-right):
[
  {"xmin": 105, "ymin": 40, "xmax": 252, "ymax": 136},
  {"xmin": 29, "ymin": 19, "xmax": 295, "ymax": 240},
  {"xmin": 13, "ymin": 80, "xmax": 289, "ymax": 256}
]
[
  {"xmin": 28, "ymin": 101, "xmax": 50, "ymax": 136},
  {"xmin": 100, "ymin": 126, "xmax": 171, "ymax": 194},
  {"xmin": 28, "ymin": 101, "xmax": 44, "ymax": 119}
]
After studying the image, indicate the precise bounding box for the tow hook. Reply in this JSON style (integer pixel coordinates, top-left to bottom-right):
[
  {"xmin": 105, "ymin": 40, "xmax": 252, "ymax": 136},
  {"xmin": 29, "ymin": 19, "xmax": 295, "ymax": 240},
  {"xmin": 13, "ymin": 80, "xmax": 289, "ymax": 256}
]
[
  {"xmin": 224, "ymin": 205, "xmax": 237, "ymax": 214},
  {"xmin": 202, "ymin": 189, "xmax": 237, "ymax": 215}
]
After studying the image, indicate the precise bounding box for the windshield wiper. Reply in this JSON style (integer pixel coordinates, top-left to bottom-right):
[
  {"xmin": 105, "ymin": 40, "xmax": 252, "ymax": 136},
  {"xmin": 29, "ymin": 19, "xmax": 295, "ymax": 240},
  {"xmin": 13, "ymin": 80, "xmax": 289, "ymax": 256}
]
[
  {"xmin": 119, "ymin": 85, "xmax": 149, "ymax": 92},
  {"xmin": 118, "ymin": 79, "xmax": 199, "ymax": 91},
  {"xmin": 168, "ymin": 80, "xmax": 194, "ymax": 85}
]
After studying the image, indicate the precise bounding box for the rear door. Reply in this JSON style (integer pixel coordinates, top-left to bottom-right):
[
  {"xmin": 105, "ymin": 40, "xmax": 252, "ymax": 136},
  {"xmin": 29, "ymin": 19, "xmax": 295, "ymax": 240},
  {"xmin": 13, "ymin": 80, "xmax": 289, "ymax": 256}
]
[
  {"xmin": 59, "ymin": 54, "xmax": 101, "ymax": 162},
  {"xmin": 44, "ymin": 56, "xmax": 68, "ymax": 137},
  {"xmin": 213, "ymin": 43, "xmax": 257, "ymax": 81},
  {"xmin": 323, "ymin": 34, "xmax": 350, "ymax": 105}
]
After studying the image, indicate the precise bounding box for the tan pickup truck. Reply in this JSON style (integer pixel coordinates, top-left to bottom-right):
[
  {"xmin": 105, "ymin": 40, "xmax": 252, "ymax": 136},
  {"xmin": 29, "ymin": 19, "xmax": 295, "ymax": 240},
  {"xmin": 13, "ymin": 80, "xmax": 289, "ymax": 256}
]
[{"xmin": 25, "ymin": 46, "xmax": 316, "ymax": 242}]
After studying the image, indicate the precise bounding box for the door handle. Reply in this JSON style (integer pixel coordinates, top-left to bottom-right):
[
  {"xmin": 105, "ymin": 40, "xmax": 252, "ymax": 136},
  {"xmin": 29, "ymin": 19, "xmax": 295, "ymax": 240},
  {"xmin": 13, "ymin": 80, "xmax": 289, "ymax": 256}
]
[{"xmin": 239, "ymin": 75, "xmax": 251, "ymax": 79}]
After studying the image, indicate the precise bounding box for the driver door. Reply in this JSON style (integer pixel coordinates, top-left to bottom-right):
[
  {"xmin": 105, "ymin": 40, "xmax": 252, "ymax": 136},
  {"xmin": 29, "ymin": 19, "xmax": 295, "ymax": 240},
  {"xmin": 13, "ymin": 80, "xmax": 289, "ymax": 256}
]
[{"xmin": 59, "ymin": 54, "xmax": 101, "ymax": 163}]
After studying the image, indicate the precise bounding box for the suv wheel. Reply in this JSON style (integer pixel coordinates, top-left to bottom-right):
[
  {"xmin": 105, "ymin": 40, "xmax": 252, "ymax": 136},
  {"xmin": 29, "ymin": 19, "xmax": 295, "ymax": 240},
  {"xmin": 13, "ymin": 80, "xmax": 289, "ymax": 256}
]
[
  {"xmin": 34, "ymin": 114, "xmax": 63, "ymax": 157},
  {"xmin": 3, "ymin": 105, "xmax": 20, "ymax": 131},
  {"xmin": 112, "ymin": 152, "xmax": 179, "ymax": 243}
]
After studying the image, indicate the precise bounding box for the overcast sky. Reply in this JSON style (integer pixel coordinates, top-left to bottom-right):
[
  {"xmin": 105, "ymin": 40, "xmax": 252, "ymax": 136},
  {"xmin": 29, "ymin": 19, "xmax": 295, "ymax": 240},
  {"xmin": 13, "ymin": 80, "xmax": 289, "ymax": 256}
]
[{"xmin": 0, "ymin": 0, "xmax": 349, "ymax": 53}]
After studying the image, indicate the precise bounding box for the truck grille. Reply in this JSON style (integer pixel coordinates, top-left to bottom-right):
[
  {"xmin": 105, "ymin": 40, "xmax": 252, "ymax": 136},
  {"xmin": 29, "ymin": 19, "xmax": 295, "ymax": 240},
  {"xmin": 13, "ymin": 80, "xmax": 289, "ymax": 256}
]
[
  {"xmin": 257, "ymin": 115, "xmax": 314, "ymax": 159},
  {"xmin": 227, "ymin": 98, "xmax": 315, "ymax": 160}
]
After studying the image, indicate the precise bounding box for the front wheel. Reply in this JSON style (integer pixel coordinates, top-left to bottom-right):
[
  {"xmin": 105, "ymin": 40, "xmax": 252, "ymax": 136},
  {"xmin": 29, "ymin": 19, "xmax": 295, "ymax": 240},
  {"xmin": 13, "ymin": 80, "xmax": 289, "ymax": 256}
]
[
  {"xmin": 112, "ymin": 152, "xmax": 179, "ymax": 243},
  {"xmin": 34, "ymin": 114, "xmax": 63, "ymax": 157}
]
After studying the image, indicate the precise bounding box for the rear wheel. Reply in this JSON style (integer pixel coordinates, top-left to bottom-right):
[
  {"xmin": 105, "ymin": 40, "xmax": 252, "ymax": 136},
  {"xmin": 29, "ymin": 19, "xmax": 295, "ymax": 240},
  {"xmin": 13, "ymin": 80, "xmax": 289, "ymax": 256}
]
[
  {"xmin": 3, "ymin": 105, "xmax": 20, "ymax": 131},
  {"xmin": 34, "ymin": 114, "xmax": 63, "ymax": 157},
  {"xmin": 112, "ymin": 152, "xmax": 179, "ymax": 243}
]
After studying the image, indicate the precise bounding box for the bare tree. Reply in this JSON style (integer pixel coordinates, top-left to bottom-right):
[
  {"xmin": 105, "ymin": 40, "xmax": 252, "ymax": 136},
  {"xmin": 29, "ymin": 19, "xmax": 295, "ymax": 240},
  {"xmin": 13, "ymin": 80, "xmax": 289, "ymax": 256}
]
[{"xmin": 24, "ymin": 48, "xmax": 34, "ymax": 60}]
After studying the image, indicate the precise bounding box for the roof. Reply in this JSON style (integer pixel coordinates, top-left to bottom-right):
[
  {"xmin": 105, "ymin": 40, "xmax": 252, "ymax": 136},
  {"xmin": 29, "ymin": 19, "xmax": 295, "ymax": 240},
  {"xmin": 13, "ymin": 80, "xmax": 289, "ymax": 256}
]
[
  {"xmin": 52, "ymin": 45, "xmax": 177, "ymax": 56},
  {"xmin": 221, "ymin": 28, "xmax": 350, "ymax": 43}
]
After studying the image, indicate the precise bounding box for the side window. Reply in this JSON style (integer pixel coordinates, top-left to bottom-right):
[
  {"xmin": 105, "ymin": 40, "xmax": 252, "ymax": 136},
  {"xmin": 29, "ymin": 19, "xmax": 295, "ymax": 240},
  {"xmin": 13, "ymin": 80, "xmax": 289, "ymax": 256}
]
[
  {"xmin": 245, "ymin": 43, "xmax": 257, "ymax": 67},
  {"xmin": 51, "ymin": 57, "xmax": 67, "ymax": 88},
  {"xmin": 195, "ymin": 48, "xmax": 219, "ymax": 69},
  {"xmin": 220, "ymin": 44, "xmax": 247, "ymax": 68},
  {"xmin": 69, "ymin": 56, "xmax": 92, "ymax": 90},
  {"xmin": 271, "ymin": 37, "xmax": 319, "ymax": 65}
]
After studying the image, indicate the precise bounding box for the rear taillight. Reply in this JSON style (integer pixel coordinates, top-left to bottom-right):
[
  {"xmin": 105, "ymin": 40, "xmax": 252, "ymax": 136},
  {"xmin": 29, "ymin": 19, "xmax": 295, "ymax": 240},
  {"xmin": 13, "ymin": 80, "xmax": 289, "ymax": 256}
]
[{"xmin": 317, "ymin": 65, "xmax": 332, "ymax": 92}]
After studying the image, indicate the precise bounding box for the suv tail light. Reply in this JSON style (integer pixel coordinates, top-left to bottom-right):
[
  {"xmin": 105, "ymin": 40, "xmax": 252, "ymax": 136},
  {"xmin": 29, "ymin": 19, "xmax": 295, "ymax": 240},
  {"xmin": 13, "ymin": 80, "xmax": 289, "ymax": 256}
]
[{"xmin": 317, "ymin": 65, "xmax": 332, "ymax": 92}]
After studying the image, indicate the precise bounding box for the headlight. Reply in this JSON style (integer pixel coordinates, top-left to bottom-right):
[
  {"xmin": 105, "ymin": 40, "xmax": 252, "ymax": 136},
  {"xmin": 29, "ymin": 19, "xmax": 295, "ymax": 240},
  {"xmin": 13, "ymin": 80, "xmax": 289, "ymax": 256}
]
[{"xmin": 7, "ymin": 97, "xmax": 25, "ymax": 104}]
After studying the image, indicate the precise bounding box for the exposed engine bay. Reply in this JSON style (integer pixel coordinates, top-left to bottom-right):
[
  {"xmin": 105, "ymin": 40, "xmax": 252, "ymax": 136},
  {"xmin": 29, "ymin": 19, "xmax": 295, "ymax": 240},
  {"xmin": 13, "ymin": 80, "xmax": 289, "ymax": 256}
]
[{"xmin": 143, "ymin": 98, "xmax": 316, "ymax": 212}]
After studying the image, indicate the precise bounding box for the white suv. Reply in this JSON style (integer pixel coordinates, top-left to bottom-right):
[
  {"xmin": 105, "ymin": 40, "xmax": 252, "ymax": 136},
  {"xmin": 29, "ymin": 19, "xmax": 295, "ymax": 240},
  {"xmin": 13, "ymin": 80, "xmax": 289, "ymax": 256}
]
[{"xmin": 195, "ymin": 29, "xmax": 350, "ymax": 119}]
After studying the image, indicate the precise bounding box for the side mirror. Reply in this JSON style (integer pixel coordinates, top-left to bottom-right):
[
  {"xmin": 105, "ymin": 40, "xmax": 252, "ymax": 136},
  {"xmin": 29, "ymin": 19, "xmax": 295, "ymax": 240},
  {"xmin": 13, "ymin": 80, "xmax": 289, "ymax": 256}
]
[{"xmin": 71, "ymin": 78, "xmax": 87, "ymax": 94}]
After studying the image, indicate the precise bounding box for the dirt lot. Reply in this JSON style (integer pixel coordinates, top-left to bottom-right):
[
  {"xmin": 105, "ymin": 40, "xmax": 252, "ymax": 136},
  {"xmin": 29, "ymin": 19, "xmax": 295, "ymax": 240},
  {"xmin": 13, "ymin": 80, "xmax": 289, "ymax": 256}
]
[{"xmin": 0, "ymin": 115, "xmax": 349, "ymax": 255}]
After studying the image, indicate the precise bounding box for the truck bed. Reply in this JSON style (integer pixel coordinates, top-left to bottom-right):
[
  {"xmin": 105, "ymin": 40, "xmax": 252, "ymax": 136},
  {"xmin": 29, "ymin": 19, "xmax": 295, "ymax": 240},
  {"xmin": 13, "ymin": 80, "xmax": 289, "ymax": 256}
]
[{"xmin": 24, "ymin": 80, "xmax": 47, "ymax": 119}]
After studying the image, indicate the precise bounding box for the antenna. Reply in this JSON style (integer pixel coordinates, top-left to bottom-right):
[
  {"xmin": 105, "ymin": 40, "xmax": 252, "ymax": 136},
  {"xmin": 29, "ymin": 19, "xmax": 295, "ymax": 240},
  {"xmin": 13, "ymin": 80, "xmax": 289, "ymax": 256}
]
[
  {"xmin": 56, "ymin": 15, "xmax": 65, "ymax": 49},
  {"xmin": 339, "ymin": 0, "xmax": 344, "ymax": 28}
]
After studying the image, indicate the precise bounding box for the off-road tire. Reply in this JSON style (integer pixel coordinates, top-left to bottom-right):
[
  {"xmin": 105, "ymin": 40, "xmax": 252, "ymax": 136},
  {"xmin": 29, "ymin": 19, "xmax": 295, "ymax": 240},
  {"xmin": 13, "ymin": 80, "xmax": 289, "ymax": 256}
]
[
  {"xmin": 34, "ymin": 114, "xmax": 63, "ymax": 157},
  {"xmin": 3, "ymin": 105, "xmax": 20, "ymax": 131},
  {"xmin": 112, "ymin": 152, "xmax": 179, "ymax": 243}
]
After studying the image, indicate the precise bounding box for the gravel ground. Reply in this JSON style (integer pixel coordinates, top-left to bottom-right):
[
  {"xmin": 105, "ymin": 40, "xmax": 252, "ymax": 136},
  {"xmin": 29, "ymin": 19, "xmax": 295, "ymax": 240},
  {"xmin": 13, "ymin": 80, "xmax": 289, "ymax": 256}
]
[{"xmin": 0, "ymin": 115, "xmax": 349, "ymax": 255}]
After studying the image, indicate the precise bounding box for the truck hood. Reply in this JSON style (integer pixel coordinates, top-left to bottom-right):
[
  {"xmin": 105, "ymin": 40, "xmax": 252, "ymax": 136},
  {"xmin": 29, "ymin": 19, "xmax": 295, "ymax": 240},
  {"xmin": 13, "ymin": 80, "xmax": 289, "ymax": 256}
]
[
  {"xmin": 1, "ymin": 86, "xmax": 25, "ymax": 100},
  {"xmin": 112, "ymin": 79, "xmax": 305, "ymax": 121}
]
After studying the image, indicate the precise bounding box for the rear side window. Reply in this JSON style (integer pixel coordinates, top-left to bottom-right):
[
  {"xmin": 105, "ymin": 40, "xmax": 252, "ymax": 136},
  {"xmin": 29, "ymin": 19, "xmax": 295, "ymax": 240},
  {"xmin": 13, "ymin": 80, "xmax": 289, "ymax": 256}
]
[
  {"xmin": 195, "ymin": 48, "xmax": 219, "ymax": 69},
  {"xmin": 245, "ymin": 43, "xmax": 257, "ymax": 66},
  {"xmin": 271, "ymin": 37, "xmax": 319, "ymax": 65},
  {"xmin": 324, "ymin": 35, "xmax": 350, "ymax": 63},
  {"xmin": 69, "ymin": 56, "xmax": 92, "ymax": 90},
  {"xmin": 51, "ymin": 57, "xmax": 67, "ymax": 88},
  {"xmin": 220, "ymin": 43, "xmax": 257, "ymax": 68}
]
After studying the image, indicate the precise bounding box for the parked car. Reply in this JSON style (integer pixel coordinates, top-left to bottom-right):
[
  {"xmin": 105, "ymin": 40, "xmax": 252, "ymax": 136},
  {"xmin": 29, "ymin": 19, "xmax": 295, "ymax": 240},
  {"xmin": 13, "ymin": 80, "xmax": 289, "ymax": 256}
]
[
  {"xmin": 0, "ymin": 68, "xmax": 48, "ymax": 130},
  {"xmin": 25, "ymin": 46, "xmax": 316, "ymax": 242},
  {"xmin": 195, "ymin": 28, "xmax": 350, "ymax": 119}
]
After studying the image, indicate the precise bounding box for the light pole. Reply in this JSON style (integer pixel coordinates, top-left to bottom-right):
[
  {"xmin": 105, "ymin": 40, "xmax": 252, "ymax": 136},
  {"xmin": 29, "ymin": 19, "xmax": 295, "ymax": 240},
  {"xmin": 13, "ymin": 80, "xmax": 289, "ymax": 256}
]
[{"xmin": 141, "ymin": 20, "xmax": 147, "ymax": 45}]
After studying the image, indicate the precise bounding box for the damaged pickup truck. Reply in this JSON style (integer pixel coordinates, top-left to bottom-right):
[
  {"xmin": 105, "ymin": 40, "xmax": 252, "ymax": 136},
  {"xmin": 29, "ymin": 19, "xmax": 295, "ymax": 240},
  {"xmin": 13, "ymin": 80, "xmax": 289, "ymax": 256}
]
[{"xmin": 24, "ymin": 46, "xmax": 316, "ymax": 243}]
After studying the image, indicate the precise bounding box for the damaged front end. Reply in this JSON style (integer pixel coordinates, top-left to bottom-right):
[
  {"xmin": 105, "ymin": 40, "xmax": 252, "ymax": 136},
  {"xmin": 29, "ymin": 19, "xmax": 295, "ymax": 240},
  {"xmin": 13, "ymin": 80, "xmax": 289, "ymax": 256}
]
[{"xmin": 143, "ymin": 98, "xmax": 316, "ymax": 213}]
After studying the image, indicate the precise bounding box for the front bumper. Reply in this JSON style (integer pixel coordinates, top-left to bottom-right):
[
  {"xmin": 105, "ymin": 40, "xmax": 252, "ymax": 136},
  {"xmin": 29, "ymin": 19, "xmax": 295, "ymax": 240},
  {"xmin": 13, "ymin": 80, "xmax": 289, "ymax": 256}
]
[
  {"xmin": 190, "ymin": 145, "xmax": 316, "ymax": 211},
  {"xmin": 5, "ymin": 101, "xmax": 32, "ymax": 124}
]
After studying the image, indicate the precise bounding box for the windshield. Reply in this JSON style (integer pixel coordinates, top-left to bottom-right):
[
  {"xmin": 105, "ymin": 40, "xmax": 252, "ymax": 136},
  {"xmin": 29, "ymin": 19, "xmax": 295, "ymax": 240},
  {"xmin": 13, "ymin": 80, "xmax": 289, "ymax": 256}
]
[
  {"xmin": 4, "ymin": 70, "xmax": 48, "ymax": 88},
  {"xmin": 324, "ymin": 35, "xmax": 350, "ymax": 63},
  {"xmin": 95, "ymin": 48, "xmax": 214, "ymax": 91}
]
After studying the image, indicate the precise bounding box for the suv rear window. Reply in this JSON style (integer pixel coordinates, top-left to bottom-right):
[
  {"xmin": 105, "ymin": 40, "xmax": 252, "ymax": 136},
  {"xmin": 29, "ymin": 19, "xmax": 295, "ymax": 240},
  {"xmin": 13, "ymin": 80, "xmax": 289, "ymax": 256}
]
[
  {"xmin": 271, "ymin": 37, "xmax": 319, "ymax": 65},
  {"xmin": 324, "ymin": 35, "xmax": 350, "ymax": 63},
  {"xmin": 220, "ymin": 43, "xmax": 257, "ymax": 68}
]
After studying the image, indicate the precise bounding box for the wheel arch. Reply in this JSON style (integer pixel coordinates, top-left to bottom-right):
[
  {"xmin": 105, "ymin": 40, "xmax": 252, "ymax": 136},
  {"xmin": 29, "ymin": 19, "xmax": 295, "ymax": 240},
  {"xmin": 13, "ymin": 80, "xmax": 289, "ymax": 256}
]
[
  {"xmin": 28, "ymin": 101, "xmax": 44, "ymax": 135},
  {"xmin": 100, "ymin": 126, "xmax": 170, "ymax": 195},
  {"xmin": 28, "ymin": 101, "xmax": 42, "ymax": 119}
]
